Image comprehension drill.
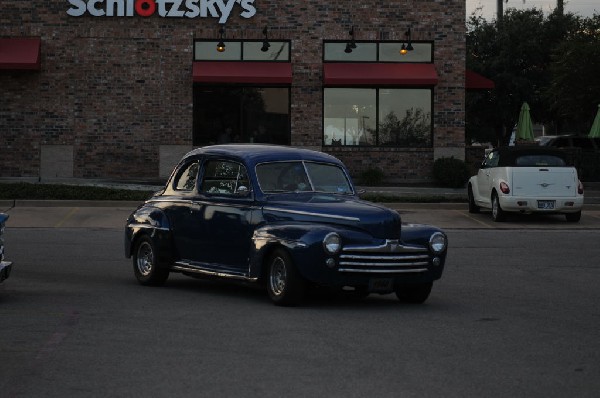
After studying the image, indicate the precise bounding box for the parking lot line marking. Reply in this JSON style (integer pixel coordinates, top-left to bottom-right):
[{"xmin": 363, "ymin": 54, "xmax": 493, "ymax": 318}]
[
  {"xmin": 454, "ymin": 210, "xmax": 493, "ymax": 228},
  {"xmin": 55, "ymin": 207, "xmax": 79, "ymax": 228}
]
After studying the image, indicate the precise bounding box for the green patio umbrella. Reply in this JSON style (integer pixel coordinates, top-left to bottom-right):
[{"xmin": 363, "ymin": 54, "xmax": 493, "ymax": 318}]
[
  {"xmin": 589, "ymin": 104, "xmax": 600, "ymax": 138},
  {"xmin": 515, "ymin": 102, "xmax": 534, "ymax": 143}
]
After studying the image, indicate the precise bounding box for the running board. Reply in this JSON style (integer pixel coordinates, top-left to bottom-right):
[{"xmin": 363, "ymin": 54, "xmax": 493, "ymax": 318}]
[{"xmin": 172, "ymin": 262, "xmax": 258, "ymax": 282}]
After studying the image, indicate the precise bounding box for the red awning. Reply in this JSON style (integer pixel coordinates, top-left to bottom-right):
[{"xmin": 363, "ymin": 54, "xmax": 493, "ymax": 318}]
[
  {"xmin": 465, "ymin": 69, "xmax": 495, "ymax": 90},
  {"xmin": 0, "ymin": 38, "xmax": 41, "ymax": 70},
  {"xmin": 193, "ymin": 61, "xmax": 292, "ymax": 84},
  {"xmin": 323, "ymin": 63, "xmax": 439, "ymax": 86}
]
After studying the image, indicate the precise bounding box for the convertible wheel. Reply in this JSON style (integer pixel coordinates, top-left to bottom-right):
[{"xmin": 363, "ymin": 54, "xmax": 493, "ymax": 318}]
[
  {"xmin": 491, "ymin": 192, "xmax": 506, "ymax": 222},
  {"xmin": 267, "ymin": 248, "xmax": 305, "ymax": 306},
  {"xmin": 395, "ymin": 282, "xmax": 433, "ymax": 304},
  {"xmin": 565, "ymin": 211, "xmax": 581, "ymax": 223},
  {"xmin": 468, "ymin": 185, "xmax": 480, "ymax": 214},
  {"xmin": 133, "ymin": 236, "xmax": 169, "ymax": 286}
]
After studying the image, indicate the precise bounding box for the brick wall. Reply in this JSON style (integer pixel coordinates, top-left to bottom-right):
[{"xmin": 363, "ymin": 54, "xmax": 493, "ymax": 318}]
[{"xmin": 1, "ymin": 0, "xmax": 465, "ymax": 182}]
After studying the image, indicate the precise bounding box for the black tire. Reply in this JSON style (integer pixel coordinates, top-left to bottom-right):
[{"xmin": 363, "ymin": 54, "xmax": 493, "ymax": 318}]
[
  {"xmin": 133, "ymin": 236, "xmax": 169, "ymax": 286},
  {"xmin": 468, "ymin": 185, "xmax": 480, "ymax": 214},
  {"xmin": 267, "ymin": 248, "xmax": 305, "ymax": 306},
  {"xmin": 565, "ymin": 211, "xmax": 581, "ymax": 223},
  {"xmin": 491, "ymin": 192, "xmax": 506, "ymax": 222},
  {"xmin": 395, "ymin": 282, "xmax": 433, "ymax": 304}
]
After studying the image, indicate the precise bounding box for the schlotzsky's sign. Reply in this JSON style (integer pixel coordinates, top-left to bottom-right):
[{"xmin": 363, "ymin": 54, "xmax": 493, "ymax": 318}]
[{"xmin": 67, "ymin": 0, "xmax": 256, "ymax": 23}]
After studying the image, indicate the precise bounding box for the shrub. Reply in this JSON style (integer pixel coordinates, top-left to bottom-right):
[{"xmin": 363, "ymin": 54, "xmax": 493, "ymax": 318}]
[
  {"xmin": 359, "ymin": 168, "xmax": 385, "ymax": 186},
  {"xmin": 432, "ymin": 157, "xmax": 470, "ymax": 188}
]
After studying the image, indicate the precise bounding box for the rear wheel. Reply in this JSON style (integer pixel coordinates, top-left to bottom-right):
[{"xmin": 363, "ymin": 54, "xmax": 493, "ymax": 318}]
[
  {"xmin": 491, "ymin": 192, "xmax": 506, "ymax": 222},
  {"xmin": 468, "ymin": 185, "xmax": 480, "ymax": 213},
  {"xmin": 565, "ymin": 211, "xmax": 581, "ymax": 222},
  {"xmin": 395, "ymin": 282, "xmax": 433, "ymax": 304},
  {"xmin": 133, "ymin": 236, "xmax": 169, "ymax": 286},
  {"xmin": 267, "ymin": 248, "xmax": 306, "ymax": 306}
]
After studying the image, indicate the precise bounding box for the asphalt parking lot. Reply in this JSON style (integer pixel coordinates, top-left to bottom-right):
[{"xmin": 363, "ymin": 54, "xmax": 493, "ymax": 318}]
[{"xmin": 2, "ymin": 200, "xmax": 599, "ymax": 229}]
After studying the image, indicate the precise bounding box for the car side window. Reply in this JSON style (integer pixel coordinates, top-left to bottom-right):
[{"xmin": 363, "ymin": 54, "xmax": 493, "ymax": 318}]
[
  {"xmin": 174, "ymin": 162, "xmax": 199, "ymax": 191},
  {"xmin": 200, "ymin": 160, "xmax": 250, "ymax": 195},
  {"xmin": 482, "ymin": 151, "xmax": 499, "ymax": 168}
]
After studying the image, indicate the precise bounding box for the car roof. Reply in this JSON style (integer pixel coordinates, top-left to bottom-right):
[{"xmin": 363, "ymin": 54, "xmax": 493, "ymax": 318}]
[
  {"xmin": 492, "ymin": 146, "xmax": 574, "ymax": 166},
  {"xmin": 182, "ymin": 144, "xmax": 344, "ymax": 167}
]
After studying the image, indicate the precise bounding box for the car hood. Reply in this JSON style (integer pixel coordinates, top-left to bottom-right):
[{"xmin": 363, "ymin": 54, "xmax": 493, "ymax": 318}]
[{"xmin": 261, "ymin": 194, "xmax": 401, "ymax": 239}]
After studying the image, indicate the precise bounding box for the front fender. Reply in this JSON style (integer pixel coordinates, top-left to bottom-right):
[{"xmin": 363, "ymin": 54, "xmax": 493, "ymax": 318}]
[
  {"xmin": 124, "ymin": 204, "xmax": 174, "ymax": 265},
  {"xmin": 251, "ymin": 222, "xmax": 372, "ymax": 283}
]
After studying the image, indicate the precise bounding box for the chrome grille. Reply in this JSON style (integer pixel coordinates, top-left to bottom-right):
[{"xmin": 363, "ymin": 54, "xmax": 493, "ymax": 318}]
[{"xmin": 338, "ymin": 240, "xmax": 430, "ymax": 274}]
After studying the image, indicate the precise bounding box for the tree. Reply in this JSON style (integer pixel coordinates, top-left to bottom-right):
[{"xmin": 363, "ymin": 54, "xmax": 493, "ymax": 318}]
[
  {"xmin": 546, "ymin": 14, "xmax": 600, "ymax": 133},
  {"xmin": 465, "ymin": 9, "xmax": 597, "ymax": 144}
]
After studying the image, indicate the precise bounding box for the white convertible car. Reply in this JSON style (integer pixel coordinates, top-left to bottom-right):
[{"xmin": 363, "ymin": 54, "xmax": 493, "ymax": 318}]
[{"xmin": 467, "ymin": 147, "xmax": 584, "ymax": 222}]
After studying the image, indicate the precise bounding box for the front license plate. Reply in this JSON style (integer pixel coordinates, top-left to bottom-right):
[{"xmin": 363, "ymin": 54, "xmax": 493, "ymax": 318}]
[
  {"xmin": 538, "ymin": 200, "xmax": 555, "ymax": 210},
  {"xmin": 368, "ymin": 278, "xmax": 393, "ymax": 292}
]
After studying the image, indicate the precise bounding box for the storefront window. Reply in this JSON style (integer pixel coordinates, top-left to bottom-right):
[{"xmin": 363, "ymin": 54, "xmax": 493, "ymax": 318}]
[
  {"xmin": 378, "ymin": 89, "xmax": 432, "ymax": 147},
  {"xmin": 324, "ymin": 88, "xmax": 432, "ymax": 147},
  {"xmin": 324, "ymin": 43, "xmax": 377, "ymax": 62},
  {"xmin": 194, "ymin": 87, "xmax": 290, "ymax": 146},
  {"xmin": 324, "ymin": 89, "xmax": 376, "ymax": 146},
  {"xmin": 194, "ymin": 40, "xmax": 290, "ymax": 61},
  {"xmin": 378, "ymin": 43, "xmax": 432, "ymax": 62}
]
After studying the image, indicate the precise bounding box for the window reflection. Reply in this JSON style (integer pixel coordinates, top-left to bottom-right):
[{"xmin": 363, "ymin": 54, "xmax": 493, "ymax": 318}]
[
  {"xmin": 323, "ymin": 88, "xmax": 432, "ymax": 147},
  {"xmin": 324, "ymin": 42, "xmax": 377, "ymax": 61},
  {"xmin": 324, "ymin": 89, "xmax": 376, "ymax": 146},
  {"xmin": 243, "ymin": 42, "xmax": 290, "ymax": 61},
  {"xmin": 378, "ymin": 89, "xmax": 432, "ymax": 147}
]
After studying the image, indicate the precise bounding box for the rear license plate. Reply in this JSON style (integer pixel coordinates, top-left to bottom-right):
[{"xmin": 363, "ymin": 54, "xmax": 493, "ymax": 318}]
[
  {"xmin": 368, "ymin": 278, "xmax": 393, "ymax": 292},
  {"xmin": 538, "ymin": 200, "xmax": 555, "ymax": 209}
]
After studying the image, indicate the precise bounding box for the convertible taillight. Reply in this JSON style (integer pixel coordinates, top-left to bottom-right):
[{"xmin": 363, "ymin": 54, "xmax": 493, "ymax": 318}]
[
  {"xmin": 499, "ymin": 182, "xmax": 510, "ymax": 194},
  {"xmin": 578, "ymin": 180, "xmax": 584, "ymax": 195}
]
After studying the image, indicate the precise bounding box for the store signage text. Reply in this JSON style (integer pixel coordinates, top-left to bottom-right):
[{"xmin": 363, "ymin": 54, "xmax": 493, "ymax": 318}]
[{"xmin": 67, "ymin": 0, "xmax": 256, "ymax": 23}]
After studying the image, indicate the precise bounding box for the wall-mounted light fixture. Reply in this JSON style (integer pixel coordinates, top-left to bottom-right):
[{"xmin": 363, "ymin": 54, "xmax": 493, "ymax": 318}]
[
  {"xmin": 261, "ymin": 26, "xmax": 271, "ymax": 52},
  {"xmin": 344, "ymin": 26, "xmax": 357, "ymax": 53},
  {"xmin": 216, "ymin": 26, "xmax": 226, "ymax": 52},
  {"xmin": 400, "ymin": 27, "xmax": 414, "ymax": 55}
]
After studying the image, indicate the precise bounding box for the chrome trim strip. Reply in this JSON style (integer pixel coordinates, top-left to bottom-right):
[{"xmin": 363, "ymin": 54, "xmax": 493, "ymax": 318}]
[
  {"xmin": 128, "ymin": 223, "xmax": 170, "ymax": 232},
  {"xmin": 173, "ymin": 263, "xmax": 257, "ymax": 282},
  {"xmin": 343, "ymin": 239, "xmax": 427, "ymax": 253},
  {"xmin": 339, "ymin": 261, "xmax": 430, "ymax": 267},
  {"xmin": 338, "ymin": 268, "xmax": 428, "ymax": 273},
  {"xmin": 340, "ymin": 254, "xmax": 429, "ymax": 261},
  {"xmin": 263, "ymin": 206, "xmax": 360, "ymax": 222}
]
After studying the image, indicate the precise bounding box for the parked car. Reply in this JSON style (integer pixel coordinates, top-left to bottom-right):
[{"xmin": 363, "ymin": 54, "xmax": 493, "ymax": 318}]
[
  {"xmin": 541, "ymin": 134, "xmax": 600, "ymax": 151},
  {"xmin": 467, "ymin": 147, "xmax": 584, "ymax": 222},
  {"xmin": 0, "ymin": 213, "xmax": 13, "ymax": 284},
  {"xmin": 125, "ymin": 144, "xmax": 448, "ymax": 306}
]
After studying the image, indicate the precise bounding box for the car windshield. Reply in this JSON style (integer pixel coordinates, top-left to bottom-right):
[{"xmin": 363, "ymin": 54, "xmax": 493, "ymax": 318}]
[{"xmin": 256, "ymin": 161, "xmax": 353, "ymax": 194}]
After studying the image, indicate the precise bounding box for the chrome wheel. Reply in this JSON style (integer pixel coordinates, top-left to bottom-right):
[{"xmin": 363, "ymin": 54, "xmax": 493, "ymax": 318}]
[
  {"xmin": 269, "ymin": 256, "xmax": 287, "ymax": 297},
  {"xmin": 266, "ymin": 248, "xmax": 305, "ymax": 306},
  {"xmin": 136, "ymin": 241, "xmax": 154, "ymax": 276},
  {"xmin": 132, "ymin": 236, "xmax": 169, "ymax": 286}
]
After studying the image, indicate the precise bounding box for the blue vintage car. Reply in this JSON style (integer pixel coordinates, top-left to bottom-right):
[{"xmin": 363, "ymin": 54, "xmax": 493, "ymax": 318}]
[
  {"xmin": 1, "ymin": 213, "xmax": 13, "ymax": 284},
  {"xmin": 125, "ymin": 145, "xmax": 447, "ymax": 305}
]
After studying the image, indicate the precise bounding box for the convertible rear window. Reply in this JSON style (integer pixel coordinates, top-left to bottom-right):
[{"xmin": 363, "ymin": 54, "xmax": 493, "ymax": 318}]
[
  {"xmin": 514, "ymin": 155, "xmax": 566, "ymax": 167},
  {"xmin": 256, "ymin": 161, "xmax": 353, "ymax": 194}
]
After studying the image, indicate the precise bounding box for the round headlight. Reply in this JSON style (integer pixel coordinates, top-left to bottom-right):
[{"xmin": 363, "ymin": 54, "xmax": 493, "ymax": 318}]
[
  {"xmin": 429, "ymin": 232, "xmax": 447, "ymax": 253},
  {"xmin": 323, "ymin": 232, "xmax": 342, "ymax": 254}
]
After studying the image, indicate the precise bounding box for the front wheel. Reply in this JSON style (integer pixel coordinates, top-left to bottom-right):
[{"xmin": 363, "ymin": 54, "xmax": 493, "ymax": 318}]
[
  {"xmin": 267, "ymin": 248, "xmax": 305, "ymax": 306},
  {"xmin": 491, "ymin": 192, "xmax": 506, "ymax": 222},
  {"xmin": 395, "ymin": 282, "xmax": 433, "ymax": 304},
  {"xmin": 133, "ymin": 236, "xmax": 169, "ymax": 286}
]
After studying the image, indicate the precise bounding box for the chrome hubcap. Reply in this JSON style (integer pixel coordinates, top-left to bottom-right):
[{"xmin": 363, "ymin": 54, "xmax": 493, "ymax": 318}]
[
  {"xmin": 492, "ymin": 197, "xmax": 498, "ymax": 218},
  {"xmin": 269, "ymin": 257, "xmax": 286, "ymax": 296},
  {"xmin": 136, "ymin": 241, "xmax": 153, "ymax": 276}
]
